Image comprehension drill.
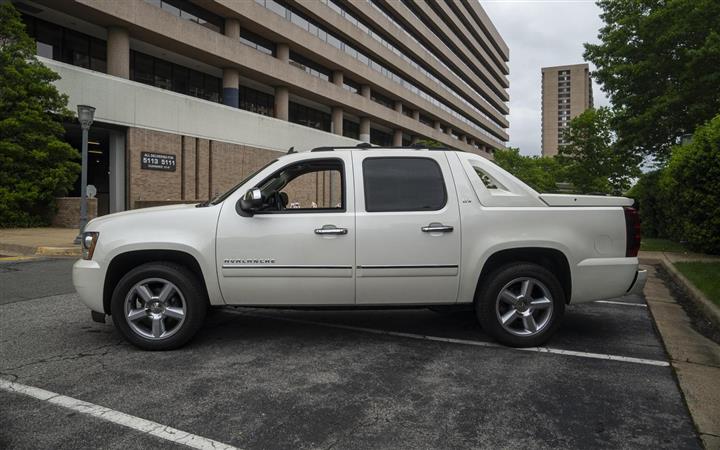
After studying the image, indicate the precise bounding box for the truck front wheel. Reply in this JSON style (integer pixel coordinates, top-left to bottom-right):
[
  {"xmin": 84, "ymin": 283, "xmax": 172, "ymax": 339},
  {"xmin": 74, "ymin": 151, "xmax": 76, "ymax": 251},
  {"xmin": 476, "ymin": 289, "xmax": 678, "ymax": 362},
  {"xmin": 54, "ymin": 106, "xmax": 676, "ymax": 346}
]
[
  {"xmin": 475, "ymin": 263, "xmax": 565, "ymax": 347},
  {"xmin": 110, "ymin": 262, "xmax": 207, "ymax": 350}
]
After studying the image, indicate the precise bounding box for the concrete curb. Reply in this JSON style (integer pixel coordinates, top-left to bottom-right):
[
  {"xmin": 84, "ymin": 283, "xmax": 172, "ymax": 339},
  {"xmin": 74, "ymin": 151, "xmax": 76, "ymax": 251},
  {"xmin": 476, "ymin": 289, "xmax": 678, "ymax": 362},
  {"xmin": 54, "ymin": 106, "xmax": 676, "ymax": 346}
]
[
  {"xmin": 35, "ymin": 246, "xmax": 81, "ymax": 257},
  {"xmin": 0, "ymin": 243, "xmax": 80, "ymax": 257},
  {"xmin": 660, "ymin": 258, "xmax": 720, "ymax": 331}
]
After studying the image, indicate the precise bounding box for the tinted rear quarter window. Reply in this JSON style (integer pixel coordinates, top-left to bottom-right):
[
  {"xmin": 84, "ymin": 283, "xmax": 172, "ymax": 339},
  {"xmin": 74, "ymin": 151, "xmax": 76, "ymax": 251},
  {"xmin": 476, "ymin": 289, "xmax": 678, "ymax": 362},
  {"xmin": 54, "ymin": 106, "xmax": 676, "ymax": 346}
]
[{"xmin": 363, "ymin": 157, "xmax": 447, "ymax": 212}]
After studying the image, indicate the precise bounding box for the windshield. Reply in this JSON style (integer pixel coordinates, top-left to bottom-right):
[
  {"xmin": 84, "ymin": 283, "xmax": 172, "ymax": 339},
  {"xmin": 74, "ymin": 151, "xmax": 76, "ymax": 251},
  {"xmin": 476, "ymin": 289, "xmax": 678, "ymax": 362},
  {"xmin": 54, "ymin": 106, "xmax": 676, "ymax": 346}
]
[{"xmin": 209, "ymin": 159, "xmax": 277, "ymax": 205}]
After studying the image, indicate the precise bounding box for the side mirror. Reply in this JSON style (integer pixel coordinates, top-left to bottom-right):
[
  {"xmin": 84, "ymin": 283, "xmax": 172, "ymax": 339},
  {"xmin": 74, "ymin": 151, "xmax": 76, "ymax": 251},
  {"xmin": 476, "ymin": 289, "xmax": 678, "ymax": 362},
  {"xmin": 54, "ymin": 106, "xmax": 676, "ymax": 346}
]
[{"xmin": 237, "ymin": 188, "xmax": 263, "ymax": 216}]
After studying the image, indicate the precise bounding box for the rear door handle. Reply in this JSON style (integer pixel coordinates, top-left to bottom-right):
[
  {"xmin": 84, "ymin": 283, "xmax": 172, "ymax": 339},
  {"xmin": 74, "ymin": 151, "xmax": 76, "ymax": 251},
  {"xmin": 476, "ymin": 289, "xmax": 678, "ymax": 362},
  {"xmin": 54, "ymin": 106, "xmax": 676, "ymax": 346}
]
[
  {"xmin": 315, "ymin": 225, "xmax": 348, "ymax": 235},
  {"xmin": 421, "ymin": 223, "xmax": 454, "ymax": 233}
]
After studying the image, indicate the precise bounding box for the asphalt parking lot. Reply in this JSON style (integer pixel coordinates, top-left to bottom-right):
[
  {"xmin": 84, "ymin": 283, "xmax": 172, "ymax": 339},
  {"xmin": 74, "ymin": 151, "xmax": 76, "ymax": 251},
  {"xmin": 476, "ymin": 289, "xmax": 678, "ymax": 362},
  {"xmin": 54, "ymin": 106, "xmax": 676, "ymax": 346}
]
[{"xmin": 0, "ymin": 258, "xmax": 701, "ymax": 449}]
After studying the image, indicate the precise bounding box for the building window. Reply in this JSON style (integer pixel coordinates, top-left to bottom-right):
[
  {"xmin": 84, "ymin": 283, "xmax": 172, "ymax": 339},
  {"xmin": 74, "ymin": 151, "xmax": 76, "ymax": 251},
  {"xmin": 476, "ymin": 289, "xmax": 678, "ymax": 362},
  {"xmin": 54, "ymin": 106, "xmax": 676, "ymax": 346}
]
[
  {"xmin": 289, "ymin": 102, "xmax": 331, "ymax": 131},
  {"xmin": 289, "ymin": 51, "xmax": 330, "ymax": 81},
  {"xmin": 418, "ymin": 114, "xmax": 434, "ymax": 127},
  {"xmin": 343, "ymin": 119, "xmax": 359, "ymax": 139},
  {"xmin": 371, "ymin": 91, "xmax": 395, "ymax": 109},
  {"xmin": 343, "ymin": 78, "xmax": 360, "ymax": 95},
  {"xmin": 239, "ymin": 29, "xmax": 275, "ymax": 56},
  {"xmin": 144, "ymin": 0, "xmax": 223, "ymax": 33},
  {"xmin": 239, "ymin": 86, "xmax": 274, "ymax": 116},
  {"xmin": 23, "ymin": 15, "xmax": 107, "ymax": 73},
  {"xmin": 370, "ymin": 128, "xmax": 392, "ymax": 146},
  {"xmin": 130, "ymin": 51, "xmax": 221, "ymax": 103}
]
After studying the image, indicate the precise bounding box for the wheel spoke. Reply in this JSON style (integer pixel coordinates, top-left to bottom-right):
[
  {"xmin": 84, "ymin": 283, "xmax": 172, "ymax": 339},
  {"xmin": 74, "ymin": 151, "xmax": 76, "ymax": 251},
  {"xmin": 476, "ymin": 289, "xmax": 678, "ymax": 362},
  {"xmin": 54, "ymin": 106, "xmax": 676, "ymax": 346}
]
[
  {"xmin": 500, "ymin": 309, "xmax": 518, "ymax": 325},
  {"xmin": 500, "ymin": 289, "xmax": 517, "ymax": 305},
  {"xmin": 157, "ymin": 283, "xmax": 176, "ymax": 303},
  {"xmin": 127, "ymin": 308, "xmax": 147, "ymax": 322},
  {"xmin": 164, "ymin": 306, "xmax": 185, "ymax": 320},
  {"xmin": 522, "ymin": 314, "xmax": 538, "ymax": 333},
  {"xmin": 151, "ymin": 316, "xmax": 165, "ymax": 338},
  {"xmin": 520, "ymin": 279, "xmax": 534, "ymax": 297},
  {"xmin": 530, "ymin": 297, "xmax": 552, "ymax": 310},
  {"xmin": 135, "ymin": 284, "xmax": 154, "ymax": 304}
]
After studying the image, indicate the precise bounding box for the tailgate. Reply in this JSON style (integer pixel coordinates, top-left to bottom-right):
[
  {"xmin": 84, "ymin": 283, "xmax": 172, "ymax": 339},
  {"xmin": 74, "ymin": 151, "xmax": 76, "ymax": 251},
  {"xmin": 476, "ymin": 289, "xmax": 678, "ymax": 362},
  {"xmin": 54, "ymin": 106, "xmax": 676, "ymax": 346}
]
[{"xmin": 539, "ymin": 193, "xmax": 634, "ymax": 207}]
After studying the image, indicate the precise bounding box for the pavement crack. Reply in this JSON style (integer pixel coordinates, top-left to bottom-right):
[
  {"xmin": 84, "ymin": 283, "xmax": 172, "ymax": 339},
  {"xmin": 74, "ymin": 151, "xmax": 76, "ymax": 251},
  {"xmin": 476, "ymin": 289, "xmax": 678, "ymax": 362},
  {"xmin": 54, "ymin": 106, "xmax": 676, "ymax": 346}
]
[{"xmin": 0, "ymin": 340, "xmax": 126, "ymax": 374}]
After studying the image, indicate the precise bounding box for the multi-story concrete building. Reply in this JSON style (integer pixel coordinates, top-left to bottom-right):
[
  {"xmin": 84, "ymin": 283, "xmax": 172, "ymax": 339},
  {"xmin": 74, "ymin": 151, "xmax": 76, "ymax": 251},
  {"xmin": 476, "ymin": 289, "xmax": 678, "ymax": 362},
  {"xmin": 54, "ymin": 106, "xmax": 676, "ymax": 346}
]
[
  {"xmin": 541, "ymin": 63, "xmax": 592, "ymax": 156},
  {"xmin": 13, "ymin": 0, "xmax": 509, "ymax": 217}
]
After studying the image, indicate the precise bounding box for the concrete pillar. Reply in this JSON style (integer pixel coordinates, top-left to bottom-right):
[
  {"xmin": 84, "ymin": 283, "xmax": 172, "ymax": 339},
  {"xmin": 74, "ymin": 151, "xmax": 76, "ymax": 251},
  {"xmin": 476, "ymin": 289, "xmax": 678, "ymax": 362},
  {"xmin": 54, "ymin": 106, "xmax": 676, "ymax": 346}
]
[
  {"xmin": 222, "ymin": 68, "xmax": 239, "ymax": 108},
  {"xmin": 468, "ymin": 138, "xmax": 475, "ymax": 147},
  {"xmin": 276, "ymin": 43, "xmax": 290, "ymax": 63},
  {"xmin": 331, "ymin": 107, "xmax": 343, "ymax": 135},
  {"xmin": 411, "ymin": 135, "xmax": 420, "ymax": 145},
  {"xmin": 360, "ymin": 85, "xmax": 371, "ymax": 99},
  {"xmin": 413, "ymin": 110, "xmax": 420, "ymax": 121},
  {"xmin": 393, "ymin": 129, "xmax": 403, "ymax": 146},
  {"xmin": 224, "ymin": 18, "xmax": 240, "ymax": 39},
  {"xmin": 332, "ymin": 71, "xmax": 343, "ymax": 87},
  {"xmin": 434, "ymin": 121, "xmax": 442, "ymax": 132},
  {"xmin": 274, "ymin": 86, "xmax": 289, "ymax": 121},
  {"xmin": 107, "ymin": 26, "xmax": 129, "ymax": 78},
  {"xmin": 460, "ymin": 135, "xmax": 467, "ymax": 144},
  {"xmin": 394, "ymin": 101, "xmax": 403, "ymax": 114},
  {"xmin": 359, "ymin": 117, "xmax": 371, "ymax": 143}
]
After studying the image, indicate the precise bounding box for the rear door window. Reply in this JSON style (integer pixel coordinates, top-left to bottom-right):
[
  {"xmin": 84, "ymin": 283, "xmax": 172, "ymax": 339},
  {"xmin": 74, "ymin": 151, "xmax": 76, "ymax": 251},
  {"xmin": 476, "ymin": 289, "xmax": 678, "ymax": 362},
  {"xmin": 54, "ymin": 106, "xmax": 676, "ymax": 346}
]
[{"xmin": 362, "ymin": 157, "xmax": 447, "ymax": 212}]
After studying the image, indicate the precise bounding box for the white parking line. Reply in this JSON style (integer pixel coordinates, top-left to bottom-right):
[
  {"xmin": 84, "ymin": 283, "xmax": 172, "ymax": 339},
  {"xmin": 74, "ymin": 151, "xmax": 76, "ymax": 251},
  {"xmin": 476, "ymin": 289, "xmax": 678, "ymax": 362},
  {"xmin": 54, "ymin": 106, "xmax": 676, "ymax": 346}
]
[
  {"xmin": 234, "ymin": 311, "xmax": 669, "ymax": 367},
  {"xmin": 0, "ymin": 379, "xmax": 239, "ymax": 450},
  {"xmin": 595, "ymin": 300, "xmax": 648, "ymax": 307}
]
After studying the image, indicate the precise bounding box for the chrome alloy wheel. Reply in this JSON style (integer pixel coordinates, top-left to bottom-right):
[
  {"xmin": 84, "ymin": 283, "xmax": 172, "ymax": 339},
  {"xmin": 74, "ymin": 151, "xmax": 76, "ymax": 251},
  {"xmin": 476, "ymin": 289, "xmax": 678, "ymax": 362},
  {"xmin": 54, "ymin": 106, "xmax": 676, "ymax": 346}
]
[
  {"xmin": 124, "ymin": 278, "xmax": 186, "ymax": 340},
  {"xmin": 495, "ymin": 277, "xmax": 554, "ymax": 337}
]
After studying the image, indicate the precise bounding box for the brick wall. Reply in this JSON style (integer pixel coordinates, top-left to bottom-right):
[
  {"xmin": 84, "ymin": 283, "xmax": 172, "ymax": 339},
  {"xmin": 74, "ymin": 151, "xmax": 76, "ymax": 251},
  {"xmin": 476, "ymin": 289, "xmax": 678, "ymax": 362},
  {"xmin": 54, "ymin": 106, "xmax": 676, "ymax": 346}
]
[
  {"xmin": 52, "ymin": 197, "xmax": 97, "ymax": 228},
  {"xmin": 126, "ymin": 127, "xmax": 331, "ymax": 209}
]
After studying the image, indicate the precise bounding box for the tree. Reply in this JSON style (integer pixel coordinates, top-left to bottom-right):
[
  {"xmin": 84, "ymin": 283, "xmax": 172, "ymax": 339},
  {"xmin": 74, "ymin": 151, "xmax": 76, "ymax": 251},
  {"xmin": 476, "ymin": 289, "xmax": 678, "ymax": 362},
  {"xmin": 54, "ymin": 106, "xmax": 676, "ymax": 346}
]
[
  {"xmin": 493, "ymin": 148, "xmax": 562, "ymax": 193},
  {"xmin": 584, "ymin": 0, "xmax": 720, "ymax": 163},
  {"xmin": 557, "ymin": 107, "xmax": 640, "ymax": 195},
  {"xmin": 0, "ymin": 3, "xmax": 79, "ymax": 227}
]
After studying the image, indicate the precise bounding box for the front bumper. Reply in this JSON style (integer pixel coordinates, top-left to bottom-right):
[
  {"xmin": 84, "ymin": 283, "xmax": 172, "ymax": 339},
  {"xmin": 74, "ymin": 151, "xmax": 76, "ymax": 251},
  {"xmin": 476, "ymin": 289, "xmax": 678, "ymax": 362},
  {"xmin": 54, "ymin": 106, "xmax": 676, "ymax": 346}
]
[
  {"xmin": 72, "ymin": 259, "xmax": 104, "ymax": 313},
  {"xmin": 627, "ymin": 269, "xmax": 648, "ymax": 296}
]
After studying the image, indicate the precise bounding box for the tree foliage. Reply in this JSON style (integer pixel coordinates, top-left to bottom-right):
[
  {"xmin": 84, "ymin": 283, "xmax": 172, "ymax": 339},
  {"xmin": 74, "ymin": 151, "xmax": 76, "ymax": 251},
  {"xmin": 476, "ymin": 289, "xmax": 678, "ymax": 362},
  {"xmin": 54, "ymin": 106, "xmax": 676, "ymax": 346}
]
[
  {"xmin": 0, "ymin": 3, "xmax": 79, "ymax": 227},
  {"xmin": 557, "ymin": 107, "xmax": 640, "ymax": 195},
  {"xmin": 492, "ymin": 148, "xmax": 562, "ymax": 193},
  {"xmin": 584, "ymin": 0, "xmax": 720, "ymax": 163},
  {"xmin": 628, "ymin": 114, "xmax": 720, "ymax": 254}
]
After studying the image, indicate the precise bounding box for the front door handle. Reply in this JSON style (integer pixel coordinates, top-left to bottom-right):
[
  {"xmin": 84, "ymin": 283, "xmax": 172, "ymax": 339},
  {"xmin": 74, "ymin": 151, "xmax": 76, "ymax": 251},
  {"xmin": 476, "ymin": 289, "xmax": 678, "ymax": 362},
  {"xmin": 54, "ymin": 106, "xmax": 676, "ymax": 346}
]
[
  {"xmin": 421, "ymin": 223, "xmax": 454, "ymax": 233},
  {"xmin": 315, "ymin": 225, "xmax": 348, "ymax": 235}
]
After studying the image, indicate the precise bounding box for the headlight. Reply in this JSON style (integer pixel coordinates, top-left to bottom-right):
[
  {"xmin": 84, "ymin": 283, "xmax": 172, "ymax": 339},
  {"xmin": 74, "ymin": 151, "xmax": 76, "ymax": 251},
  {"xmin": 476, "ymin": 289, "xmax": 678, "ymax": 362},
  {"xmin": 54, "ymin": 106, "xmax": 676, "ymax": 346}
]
[{"xmin": 81, "ymin": 232, "xmax": 99, "ymax": 260}]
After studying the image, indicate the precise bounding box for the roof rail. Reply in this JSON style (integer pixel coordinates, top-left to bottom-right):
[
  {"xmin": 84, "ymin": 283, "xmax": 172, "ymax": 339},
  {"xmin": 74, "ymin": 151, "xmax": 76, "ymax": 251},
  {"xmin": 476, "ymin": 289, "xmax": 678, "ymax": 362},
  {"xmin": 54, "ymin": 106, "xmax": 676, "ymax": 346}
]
[{"xmin": 307, "ymin": 145, "xmax": 459, "ymax": 152}]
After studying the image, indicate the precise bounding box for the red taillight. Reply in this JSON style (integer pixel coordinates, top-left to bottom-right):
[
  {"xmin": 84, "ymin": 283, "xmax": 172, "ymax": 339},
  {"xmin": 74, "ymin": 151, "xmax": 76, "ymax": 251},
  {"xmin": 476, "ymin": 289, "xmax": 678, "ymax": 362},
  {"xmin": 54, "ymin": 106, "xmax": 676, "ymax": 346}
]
[{"xmin": 624, "ymin": 206, "xmax": 641, "ymax": 257}]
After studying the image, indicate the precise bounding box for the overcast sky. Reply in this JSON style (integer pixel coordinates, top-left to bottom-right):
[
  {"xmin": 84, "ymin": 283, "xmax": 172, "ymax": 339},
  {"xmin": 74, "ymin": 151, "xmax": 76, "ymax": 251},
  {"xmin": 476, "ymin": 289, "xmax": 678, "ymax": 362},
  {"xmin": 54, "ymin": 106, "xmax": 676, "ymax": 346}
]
[{"xmin": 480, "ymin": 0, "xmax": 611, "ymax": 155}]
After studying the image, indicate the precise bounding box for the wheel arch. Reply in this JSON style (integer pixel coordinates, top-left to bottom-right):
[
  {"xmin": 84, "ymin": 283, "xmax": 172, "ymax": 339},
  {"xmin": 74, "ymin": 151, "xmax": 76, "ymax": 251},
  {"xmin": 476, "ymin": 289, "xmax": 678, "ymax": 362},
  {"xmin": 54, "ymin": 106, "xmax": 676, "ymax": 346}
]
[
  {"xmin": 475, "ymin": 247, "xmax": 572, "ymax": 304},
  {"xmin": 103, "ymin": 249, "xmax": 209, "ymax": 315}
]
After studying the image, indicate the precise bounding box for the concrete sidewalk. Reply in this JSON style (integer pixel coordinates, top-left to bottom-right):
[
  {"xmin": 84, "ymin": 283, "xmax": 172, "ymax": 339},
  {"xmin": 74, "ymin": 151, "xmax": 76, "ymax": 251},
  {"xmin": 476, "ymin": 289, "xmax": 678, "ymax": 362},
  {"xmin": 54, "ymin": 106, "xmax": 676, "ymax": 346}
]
[
  {"xmin": 640, "ymin": 250, "xmax": 720, "ymax": 263},
  {"xmin": 0, "ymin": 228, "xmax": 80, "ymax": 257},
  {"xmin": 643, "ymin": 264, "xmax": 720, "ymax": 449}
]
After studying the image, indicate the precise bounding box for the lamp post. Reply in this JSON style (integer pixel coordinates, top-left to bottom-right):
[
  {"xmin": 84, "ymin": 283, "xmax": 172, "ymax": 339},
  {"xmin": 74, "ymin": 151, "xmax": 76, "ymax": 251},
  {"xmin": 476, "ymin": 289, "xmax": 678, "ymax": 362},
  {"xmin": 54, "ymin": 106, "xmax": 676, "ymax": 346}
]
[{"xmin": 74, "ymin": 105, "xmax": 96, "ymax": 244}]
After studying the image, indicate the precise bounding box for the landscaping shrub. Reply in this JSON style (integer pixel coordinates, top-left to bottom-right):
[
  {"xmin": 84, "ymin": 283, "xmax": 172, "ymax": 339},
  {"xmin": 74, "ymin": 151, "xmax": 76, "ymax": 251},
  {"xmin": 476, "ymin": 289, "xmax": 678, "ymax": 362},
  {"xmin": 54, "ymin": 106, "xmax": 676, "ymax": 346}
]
[{"xmin": 661, "ymin": 115, "xmax": 720, "ymax": 253}]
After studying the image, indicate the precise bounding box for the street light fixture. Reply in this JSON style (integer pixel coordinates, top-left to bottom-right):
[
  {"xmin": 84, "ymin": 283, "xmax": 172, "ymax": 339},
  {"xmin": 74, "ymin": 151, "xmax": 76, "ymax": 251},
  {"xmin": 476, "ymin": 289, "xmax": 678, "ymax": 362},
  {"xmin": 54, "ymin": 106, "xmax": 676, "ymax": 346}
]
[{"xmin": 74, "ymin": 105, "xmax": 96, "ymax": 245}]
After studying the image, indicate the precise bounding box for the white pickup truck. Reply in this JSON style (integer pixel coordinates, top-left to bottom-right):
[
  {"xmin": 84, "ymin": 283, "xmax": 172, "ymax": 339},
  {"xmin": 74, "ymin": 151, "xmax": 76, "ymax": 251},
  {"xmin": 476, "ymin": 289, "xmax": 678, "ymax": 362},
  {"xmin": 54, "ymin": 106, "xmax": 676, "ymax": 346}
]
[{"xmin": 73, "ymin": 145, "xmax": 646, "ymax": 350}]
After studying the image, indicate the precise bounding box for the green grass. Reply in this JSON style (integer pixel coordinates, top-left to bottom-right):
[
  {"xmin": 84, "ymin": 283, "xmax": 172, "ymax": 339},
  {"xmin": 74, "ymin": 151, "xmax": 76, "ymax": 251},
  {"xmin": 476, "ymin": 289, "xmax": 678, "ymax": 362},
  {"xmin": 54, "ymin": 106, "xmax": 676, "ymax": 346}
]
[
  {"xmin": 640, "ymin": 238, "xmax": 687, "ymax": 252},
  {"xmin": 674, "ymin": 262, "xmax": 720, "ymax": 306}
]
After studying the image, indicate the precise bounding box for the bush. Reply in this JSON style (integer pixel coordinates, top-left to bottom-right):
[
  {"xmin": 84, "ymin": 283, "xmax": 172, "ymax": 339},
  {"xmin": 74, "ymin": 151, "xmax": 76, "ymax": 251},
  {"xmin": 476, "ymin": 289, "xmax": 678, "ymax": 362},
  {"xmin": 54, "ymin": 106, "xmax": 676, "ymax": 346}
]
[
  {"xmin": 660, "ymin": 115, "xmax": 720, "ymax": 254},
  {"xmin": 627, "ymin": 114, "xmax": 720, "ymax": 254}
]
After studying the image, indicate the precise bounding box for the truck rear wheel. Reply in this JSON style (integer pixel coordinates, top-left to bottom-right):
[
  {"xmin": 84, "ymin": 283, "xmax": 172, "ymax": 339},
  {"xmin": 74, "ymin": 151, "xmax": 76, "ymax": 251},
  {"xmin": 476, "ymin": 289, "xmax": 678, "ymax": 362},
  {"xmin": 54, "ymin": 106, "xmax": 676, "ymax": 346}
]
[
  {"xmin": 110, "ymin": 262, "xmax": 206, "ymax": 350},
  {"xmin": 475, "ymin": 263, "xmax": 565, "ymax": 347}
]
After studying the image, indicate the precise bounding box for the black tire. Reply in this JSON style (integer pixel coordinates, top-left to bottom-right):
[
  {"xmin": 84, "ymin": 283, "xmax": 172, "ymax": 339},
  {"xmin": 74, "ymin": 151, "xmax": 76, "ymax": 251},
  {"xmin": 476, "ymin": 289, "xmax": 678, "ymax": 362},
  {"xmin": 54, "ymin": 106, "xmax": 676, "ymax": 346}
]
[
  {"xmin": 475, "ymin": 263, "xmax": 565, "ymax": 347},
  {"xmin": 110, "ymin": 262, "xmax": 207, "ymax": 350}
]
